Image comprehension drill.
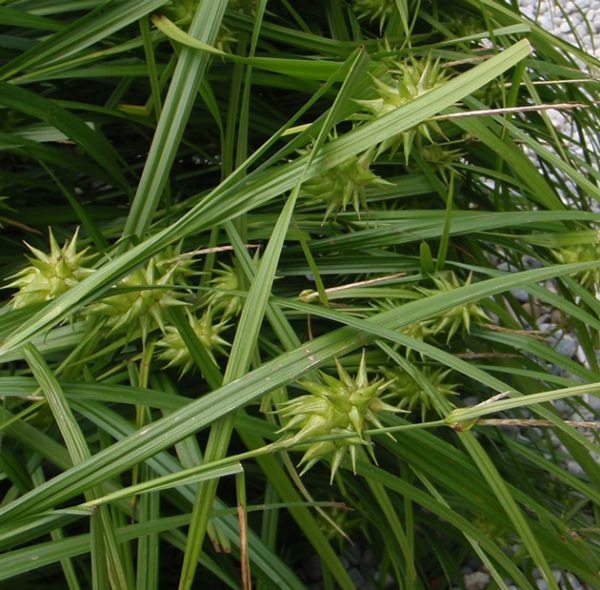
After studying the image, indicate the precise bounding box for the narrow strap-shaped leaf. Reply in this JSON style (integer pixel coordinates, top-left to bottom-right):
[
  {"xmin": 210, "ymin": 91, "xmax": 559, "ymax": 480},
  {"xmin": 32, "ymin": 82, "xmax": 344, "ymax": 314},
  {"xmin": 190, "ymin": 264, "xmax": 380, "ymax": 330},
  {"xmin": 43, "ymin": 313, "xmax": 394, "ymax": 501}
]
[
  {"xmin": 0, "ymin": 7, "xmax": 62, "ymax": 31},
  {"xmin": 459, "ymin": 434, "xmax": 559, "ymax": 590},
  {"xmin": 122, "ymin": 0, "xmax": 229, "ymax": 240},
  {"xmin": 0, "ymin": 0, "xmax": 169, "ymax": 80},
  {"xmin": 23, "ymin": 343, "xmax": 90, "ymax": 464},
  {"xmin": 73, "ymin": 400, "xmax": 308, "ymax": 590},
  {"xmin": 135, "ymin": 465, "xmax": 159, "ymax": 590},
  {"xmin": 23, "ymin": 343, "xmax": 131, "ymax": 590},
  {"xmin": 26, "ymin": 467, "xmax": 81, "ymax": 590},
  {"xmin": 355, "ymin": 460, "xmax": 536, "ymax": 589},
  {"xmin": 447, "ymin": 381, "xmax": 600, "ymax": 423},
  {"xmin": 83, "ymin": 463, "xmax": 243, "ymax": 507},
  {"xmin": 411, "ymin": 468, "xmax": 514, "ymax": 590}
]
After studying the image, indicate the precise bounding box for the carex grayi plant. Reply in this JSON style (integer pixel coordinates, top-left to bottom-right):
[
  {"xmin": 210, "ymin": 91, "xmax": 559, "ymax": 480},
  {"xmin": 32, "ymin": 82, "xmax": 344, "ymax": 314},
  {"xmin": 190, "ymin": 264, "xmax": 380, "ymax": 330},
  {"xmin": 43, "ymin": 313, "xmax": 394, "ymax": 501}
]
[{"xmin": 1, "ymin": 1, "xmax": 599, "ymax": 589}]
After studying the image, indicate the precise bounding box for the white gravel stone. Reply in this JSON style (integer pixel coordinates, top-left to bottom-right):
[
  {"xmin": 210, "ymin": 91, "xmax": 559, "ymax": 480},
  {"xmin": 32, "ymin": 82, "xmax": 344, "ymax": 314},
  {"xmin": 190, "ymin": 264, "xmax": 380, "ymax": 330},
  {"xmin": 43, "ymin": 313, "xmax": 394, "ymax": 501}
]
[
  {"xmin": 464, "ymin": 571, "xmax": 491, "ymax": 590},
  {"xmin": 519, "ymin": 0, "xmax": 600, "ymax": 55},
  {"xmin": 566, "ymin": 460, "xmax": 585, "ymax": 477}
]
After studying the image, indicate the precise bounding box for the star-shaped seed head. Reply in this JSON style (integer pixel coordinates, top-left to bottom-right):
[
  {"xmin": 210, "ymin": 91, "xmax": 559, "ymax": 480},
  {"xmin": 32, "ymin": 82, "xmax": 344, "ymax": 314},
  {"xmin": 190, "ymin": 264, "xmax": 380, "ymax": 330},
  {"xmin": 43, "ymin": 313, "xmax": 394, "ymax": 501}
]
[
  {"xmin": 301, "ymin": 148, "xmax": 391, "ymax": 222},
  {"xmin": 7, "ymin": 228, "xmax": 93, "ymax": 309},
  {"xmin": 355, "ymin": 54, "xmax": 449, "ymax": 161},
  {"xmin": 415, "ymin": 273, "xmax": 490, "ymax": 341},
  {"xmin": 380, "ymin": 365, "xmax": 459, "ymax": 420},
  {"xmin": 156, "ymin": 308, "xmax": 230, "ymax": 376},
  {"xmin": 85, "ymin": 245, "xmax": 193, "ymax": 343},
  {"xmin": 277, "ymin": 350, "xmax": 404, "ymax": 482}
]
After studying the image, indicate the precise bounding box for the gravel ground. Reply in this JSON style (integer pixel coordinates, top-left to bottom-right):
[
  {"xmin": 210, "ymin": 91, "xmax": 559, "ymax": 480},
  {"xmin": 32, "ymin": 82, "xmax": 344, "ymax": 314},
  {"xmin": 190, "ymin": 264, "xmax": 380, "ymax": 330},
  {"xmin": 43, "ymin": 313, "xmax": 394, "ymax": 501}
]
[
  {"xmin": 518, "ymin": 0, "xmax": 600, "ymax": 215},
  {"xmin": 518, "ymin": 0, "xmax": 600, "ymax": 58}
]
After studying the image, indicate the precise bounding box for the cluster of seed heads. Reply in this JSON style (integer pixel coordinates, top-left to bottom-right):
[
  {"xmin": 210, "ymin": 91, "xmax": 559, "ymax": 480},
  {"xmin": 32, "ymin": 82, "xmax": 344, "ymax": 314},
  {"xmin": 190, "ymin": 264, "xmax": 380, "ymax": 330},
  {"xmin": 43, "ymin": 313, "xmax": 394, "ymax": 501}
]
[
  {"xmin": 5, "ymin": 229, "xmax": 236, "ymax": 375},
  {"xmin": 372, "ymin": 273, "xmax": 489, "ymax": 346},
  {"xmin": 302, "ymin": 50, "xmax": 454, "ymax": 221},
  {"xmin": 86, "ymin": 247, "xmax": 193, "ymax": 343},
  {"xmin": 412, "ymin": 273, "xmax": 490, "ymax": 341},
  {"xmin": 154, "ymin": 263, "xmax": 241, "ymax": 375}
]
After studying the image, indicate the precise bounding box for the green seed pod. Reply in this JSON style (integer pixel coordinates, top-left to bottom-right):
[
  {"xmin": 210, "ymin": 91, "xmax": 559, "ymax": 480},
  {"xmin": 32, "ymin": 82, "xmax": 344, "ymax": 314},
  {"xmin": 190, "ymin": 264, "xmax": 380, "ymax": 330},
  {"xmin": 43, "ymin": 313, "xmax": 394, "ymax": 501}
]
[
  {"xmin": 553, "ymin": 241, "xmax": 600, "ymax": 291},
  {"xmin": 380, "ymin": 365, "xmax": 459, "ymax": 420},
  {"xmin": 156, "ymin": 308, "xmax": 230, "ymax": 375},
  {"xmin": 301, "ymin": 147, "xmax": 391, "ymax": 222},
  {"xmin": 373, "ymin": 298, "xmax": 436, "ymax": 344},
  {"xmin": 418, "ymin": 143, "xmax": 464, "ymax": 185},
  {"xmin": 355, "ymin": 54, "xmax": 449, "ymax": 161},
  {"xmin": 415, "ymin": 273, "xmax": 490, "ymax": 341},
  {"xmin": 277, "ymin": 351, "xmax": 404, "ymax": 481},
  {"xmin": 85, "ymin": 246, "xmax": 193, "ymax": 343},
  {"xmin": 215, "ymin": 25, "xmax": 237, "ymax": 54},
  {"xmin": 205, "ymin": 263, "xmax": 242, "ymax": 318},
  {"xmin": 6, "ymin": 228, "xmax": 93, "ymax": 309}
]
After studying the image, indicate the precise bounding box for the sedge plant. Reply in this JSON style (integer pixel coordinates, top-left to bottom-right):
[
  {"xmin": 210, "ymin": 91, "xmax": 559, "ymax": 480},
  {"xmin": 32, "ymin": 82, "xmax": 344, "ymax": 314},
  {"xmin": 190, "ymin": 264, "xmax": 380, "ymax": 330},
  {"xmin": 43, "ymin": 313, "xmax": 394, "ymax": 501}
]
[{"xmin": 1, "ymin": 1, "xmax": 600, "ymax": 589}]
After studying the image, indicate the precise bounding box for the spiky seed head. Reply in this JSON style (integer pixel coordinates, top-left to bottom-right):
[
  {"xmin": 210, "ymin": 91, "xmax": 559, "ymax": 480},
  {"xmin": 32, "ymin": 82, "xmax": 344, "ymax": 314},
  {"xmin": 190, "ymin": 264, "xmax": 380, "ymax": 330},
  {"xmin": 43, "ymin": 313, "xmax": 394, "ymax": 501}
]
[
  {"xmin": 372, "ymin": 298, "xmax": 437, "ymax": 346},
  {"xmin": 415, "ymin": 273, "xmax": 490, "ymax": 341},
  {"xmin": 156, "ymin": 309, "xmax": 230, "ymax": 376},
  {"xmin": 355, "ymin": 54, "xmax": 449, "ymax": 161},
  {"xmin": 352, "ymin": 0, "xmax": 397, "ymax": 30},
  {"xmin": 301, "ymin": 148, "xmax": 391, "ymax": 222},
  {"xmin": 152, "ymin": 242, "xmax": 195, "ymax": 283},
  {"xmin": 205, "ymin": 263, "xmax": 242, "ymax": 318},
  {"xmin": 85, "ymin": 246, "xmax": 193, "ymax": 343},
  {"xmin": 471, "ymin": 512, "xmax": 510, "ymax": 546},
  {"xmin": 6, "ymin": 228, "xmax": 93, "ymax": 309},
  {"xmin": 276, "ymin": 350, "xmax": 404, "ymax": 482},
  {"xmin": 371, "ymin": 274, "xmax": 489, "ymax": 349},
  {"xmin": 380, "ymin": 366, "xmax": 459, "ymax": 421},
  {"xmin": 418, "ymin": 143, "xmax": 465, "ymax": 185},
  {"xmin": 553, "ymin": 241, "xmax": 600, "ymax": 291},
  {"xmin": 215, "ymin": 25, "xmax": 237, "ymax": 54}
]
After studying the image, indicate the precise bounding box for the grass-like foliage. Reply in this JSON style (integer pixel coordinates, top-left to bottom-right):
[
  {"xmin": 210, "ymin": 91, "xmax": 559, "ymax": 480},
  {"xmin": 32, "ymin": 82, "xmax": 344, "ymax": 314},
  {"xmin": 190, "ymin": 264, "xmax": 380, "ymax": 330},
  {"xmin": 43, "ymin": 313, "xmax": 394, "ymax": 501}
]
[{"xmin": 1, "ymin": 1, "xmax": 600, "ymax": 588}]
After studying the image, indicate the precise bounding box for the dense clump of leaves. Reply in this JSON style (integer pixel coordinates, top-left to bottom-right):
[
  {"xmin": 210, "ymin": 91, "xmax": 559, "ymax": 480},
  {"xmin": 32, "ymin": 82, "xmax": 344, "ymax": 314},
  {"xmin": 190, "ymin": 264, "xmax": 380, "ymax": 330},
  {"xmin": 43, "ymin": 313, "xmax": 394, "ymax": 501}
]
[{"xmin": 1, "ymin": 1, "xmax": 600, "ymax": 590}]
